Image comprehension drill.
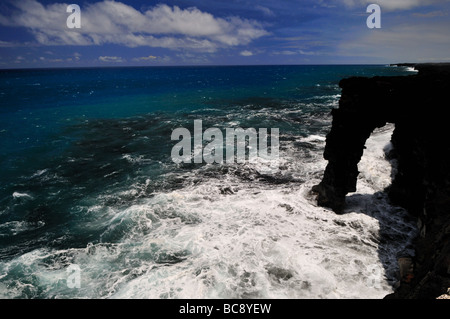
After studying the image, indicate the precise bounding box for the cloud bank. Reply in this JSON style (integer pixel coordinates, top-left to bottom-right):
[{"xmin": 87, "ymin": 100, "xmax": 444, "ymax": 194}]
[{"xmin": 0, "ymin": 0, "xmax": 269, "ymax": 52}]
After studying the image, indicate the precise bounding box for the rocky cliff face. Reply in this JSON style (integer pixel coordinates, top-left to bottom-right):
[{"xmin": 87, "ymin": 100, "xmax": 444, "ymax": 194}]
[{"xmin": 312, "ymin": 64, "xmax": 450, "ymax": 298}]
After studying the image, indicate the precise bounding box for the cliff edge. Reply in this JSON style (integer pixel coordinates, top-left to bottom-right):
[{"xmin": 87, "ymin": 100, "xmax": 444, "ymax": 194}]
[{"xmin": 312, "ymin": 63, "xmax": 450, "ymax": 298}]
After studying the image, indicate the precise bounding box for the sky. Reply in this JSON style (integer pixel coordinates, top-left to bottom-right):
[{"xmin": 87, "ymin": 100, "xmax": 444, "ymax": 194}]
[{"xmin": 0, "ymin": 0, "xmax": 449, "ymax": 68}]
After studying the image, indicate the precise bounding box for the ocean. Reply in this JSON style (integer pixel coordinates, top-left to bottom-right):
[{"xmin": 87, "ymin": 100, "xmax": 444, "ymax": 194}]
[{"xmin": 0, "ymin": 65, "xmax": 418, "ymax": 298}]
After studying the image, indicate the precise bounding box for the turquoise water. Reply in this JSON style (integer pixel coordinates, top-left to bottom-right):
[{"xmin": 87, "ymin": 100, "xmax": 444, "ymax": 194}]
[{"xmin": 0, "ymin": 65, "xmax": 417, "ymax": 298}]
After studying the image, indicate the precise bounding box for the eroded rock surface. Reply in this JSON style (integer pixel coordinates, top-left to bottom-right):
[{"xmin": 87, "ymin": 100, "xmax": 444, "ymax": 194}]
[{"xmin": 312, "ymin": 64, "xmax": 450, "ymax": 298}]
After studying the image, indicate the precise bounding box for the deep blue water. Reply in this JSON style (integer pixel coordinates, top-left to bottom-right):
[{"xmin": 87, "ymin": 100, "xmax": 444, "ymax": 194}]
[
  {"xmin": 0, "ymin": 65, "xmax": 411, "ymax": 186},
  {"xmin": 0, "ymin": 65, "xmax": 416, "ymax": 298}
]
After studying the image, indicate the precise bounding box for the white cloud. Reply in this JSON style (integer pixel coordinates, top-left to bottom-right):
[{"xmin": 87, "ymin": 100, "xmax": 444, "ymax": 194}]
[
  {"xmin": 132, "ymin": 55, "xmax": 160, "ymax": 62},
  {"xmin": 272, "ymin": 49, "xmax": 317, "ymax": 56},
  {"xmin": 240, "ymin": 50, "xmax": 253, "ymax": 56},
  {"xmin": 0, "ymin": 0, "xmax": 268, "ymax": 52},
  {"xmin": 133, "ymin": 55, "xmax": 157, "ymax": 61},
  {"xmin": 98, "ymin": 56, "xmax": 125, "ymax": 63},
  {"xmin": 340, "ymin": 0, "xmax": 450, "ymax": 11},
  {"xmin": 175, "ymin": 52, "xmax": 210, "ymax": 64},
  {"xmin": 0, "ymin": 40, "xmax": 16, "ymax": 47},
  {"xmin": 299, "ymin": 50, "xmax": 317, "ymax": 56},
  {"xmin": 412, "ymin": 10, "xmax": 448, "ymax": 18},
  {"xmin": 338, "ymin": 20, "xmax": 450, "ymax": 62},
  {"xmin": 272, "ymin": 50, "xmax": 298, "ymax": 55},
  {"xmin": 255, "ymin": 5, "xmax": 275, "ymax": 17},
  {"xmin": 73, "ymin": 52, "xmax": 81, "ymax": 60},
  {"xmin": 14, "ymin": 56, "xmax": 26, "ymax": 63}
]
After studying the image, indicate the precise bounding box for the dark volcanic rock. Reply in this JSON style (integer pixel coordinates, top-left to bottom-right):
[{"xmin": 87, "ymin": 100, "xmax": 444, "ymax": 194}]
[{"xmin": 312, "ymin": 63, "xmax": 450, "ymax": 298}]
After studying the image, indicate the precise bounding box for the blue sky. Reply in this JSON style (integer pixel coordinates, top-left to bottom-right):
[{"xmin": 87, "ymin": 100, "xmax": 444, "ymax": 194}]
[{"xmin": 0, "ymin": 0, "xmax": 449, "ymax": 68}]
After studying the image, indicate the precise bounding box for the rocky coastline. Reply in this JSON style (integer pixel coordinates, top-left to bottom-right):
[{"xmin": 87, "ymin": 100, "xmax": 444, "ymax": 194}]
[{"xmin": 311, "ymin": 63, "xmax": 450, "ymax": 298}]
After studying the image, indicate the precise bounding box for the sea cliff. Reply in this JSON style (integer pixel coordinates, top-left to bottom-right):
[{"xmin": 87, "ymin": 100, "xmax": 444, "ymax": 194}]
[{"xmin": 312, "ymin": 63, "xmax": 450, "ymax": 298}]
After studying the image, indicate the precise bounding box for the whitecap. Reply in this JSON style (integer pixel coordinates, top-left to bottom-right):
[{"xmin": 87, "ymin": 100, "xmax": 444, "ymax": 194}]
[
  {"xmin": 299, "ymin": 135, "xmax": 326, "ymax": 143},
  {"xmin": 122, "ymin": 154, "xmax": 150, "ymax": 164},
  {"xmin": 12, "ymin": 192, "xmax": 33, "ymax": 200},
  {"xmin": 404, "ymin": 67, "xmax": 418, "ymax": 73},
  {"xmin": 31, "ymin": 169, "xmax": 48, "ymax": 178}
]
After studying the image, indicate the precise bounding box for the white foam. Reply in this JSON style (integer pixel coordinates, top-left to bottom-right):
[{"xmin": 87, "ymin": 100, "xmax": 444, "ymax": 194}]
[
  {"xmin": 0, "ymin": 127, "xmax": 417, "ymax": 299},
  {"xmin": 357, "ymin": 124, "xmax": 396, "ymax": 192},
  {"xmin": 0, "ymin": 220, "xmax": 43, "ymax": 237},
  {"xmin": 404, "ymin": 67, "xmax": 418, "ymax": 73},
  {"xmin": 108, "ymin": 182, "xmax": 398, "ymax": 298},
  {"xmin": 122, "ymin": 154, "xmax": 151, "ymax": 164},
  {"xmin": 113, "ymin": 128, "xmax": 414, "ymax": 298},
  {"xmin": 12, "ymin": 192, "xmax": 33, "ymax": 200},
  {"xmin": 299, "ymin": 135, "xmax": 326, "ymax": 143},
  {"xmin": 31, "ymin": 169, "xmax": 48, "ymax": 178}
]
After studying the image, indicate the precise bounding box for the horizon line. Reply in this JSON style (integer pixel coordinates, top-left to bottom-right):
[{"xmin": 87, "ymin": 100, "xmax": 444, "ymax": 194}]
[{"xmin": 0, "ymin": 62, "xmax": 414, "ymax": 71}]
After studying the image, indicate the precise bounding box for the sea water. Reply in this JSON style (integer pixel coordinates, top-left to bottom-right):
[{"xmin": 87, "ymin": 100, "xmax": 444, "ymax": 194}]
[{"xmin": 0, "ymin": 65, "xmax": 418, "ymax": 298}]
